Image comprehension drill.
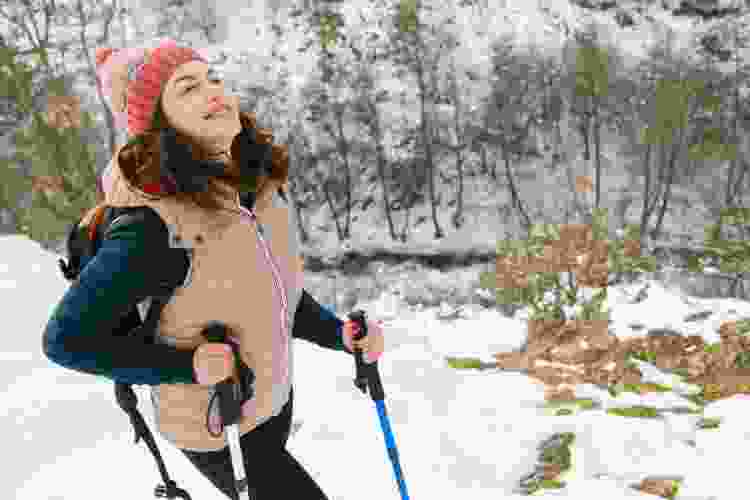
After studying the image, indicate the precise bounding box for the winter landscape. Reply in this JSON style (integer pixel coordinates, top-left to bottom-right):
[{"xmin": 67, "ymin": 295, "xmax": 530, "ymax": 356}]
[
  {"xmin": 3, "ymin": 231, "xmax": 750, "ymax": 500},
  {"xmin": 3, "ymin": 0, "xmax": 750, "ymax": 498}
]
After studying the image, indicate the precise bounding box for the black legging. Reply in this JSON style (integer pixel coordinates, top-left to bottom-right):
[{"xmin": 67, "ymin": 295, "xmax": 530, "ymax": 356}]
[{"xmin": 180, "ymin": 388, "xmax": 329, "ymax": 500}]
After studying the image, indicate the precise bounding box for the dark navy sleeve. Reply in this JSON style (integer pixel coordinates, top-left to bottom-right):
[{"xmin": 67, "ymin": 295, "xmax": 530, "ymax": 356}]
[
  {"xmin": 42, "ymin": 219, "xmax": 197, "ymax": 386},
  {"xmin": 291, "ymin": 289, "xmax": 348, "ymax": 352}
]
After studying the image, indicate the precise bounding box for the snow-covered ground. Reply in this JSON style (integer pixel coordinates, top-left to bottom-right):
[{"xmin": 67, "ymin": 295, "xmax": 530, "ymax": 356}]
[{"xmin": 4, "ymin": 233, "xmax": 749, "ymax": 500}]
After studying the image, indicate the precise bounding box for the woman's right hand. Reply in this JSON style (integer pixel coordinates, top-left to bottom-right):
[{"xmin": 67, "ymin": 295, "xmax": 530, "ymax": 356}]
[{"xmin": 193, "ymin": 342, "xmax": 236, "ymax": 385}]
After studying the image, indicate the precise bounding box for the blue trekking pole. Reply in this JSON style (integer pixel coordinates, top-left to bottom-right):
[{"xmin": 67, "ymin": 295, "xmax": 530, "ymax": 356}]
[{"xmin": 348, "ymin": 310, "xmax": 410, "ymax": 500}]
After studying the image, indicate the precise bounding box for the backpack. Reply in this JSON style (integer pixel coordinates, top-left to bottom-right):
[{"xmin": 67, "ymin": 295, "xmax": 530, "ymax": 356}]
[{"xmin": 58, "ymin": 204, "xmax": 193, "ymax": 500}]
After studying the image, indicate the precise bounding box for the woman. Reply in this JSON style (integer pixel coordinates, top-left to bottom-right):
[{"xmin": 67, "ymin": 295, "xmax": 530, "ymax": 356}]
[{"xmin": 42, "ymin": 39, "xmax": 386, "ymax": 500}]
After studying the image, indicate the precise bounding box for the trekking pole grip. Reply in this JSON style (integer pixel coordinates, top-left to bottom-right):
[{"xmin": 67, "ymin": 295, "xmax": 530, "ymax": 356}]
[
  {"xmin": 348, "ymin": 311, "xmax": 386, "ymax": 401},
  {"xmin": 201, "ymin": 322, "xmax": 242, "ymax": 427},
  {"xmin": 348, "ymin": 310, "xmax": 369, "ymax": 394}
]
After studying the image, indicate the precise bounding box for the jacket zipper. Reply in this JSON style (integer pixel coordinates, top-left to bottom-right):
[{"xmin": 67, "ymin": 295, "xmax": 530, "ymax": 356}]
[{"xmin": 237, "ymin": 202, "xmax": 290, "ymax": 377}]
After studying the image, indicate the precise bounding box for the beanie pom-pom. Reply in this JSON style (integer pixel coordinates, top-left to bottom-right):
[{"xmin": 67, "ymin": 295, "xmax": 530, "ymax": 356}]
[
  {"xmin": 158, "ymin": 38, "xmax": 179, "ymax": 49},
  {"xmin": 96, "ymin": 47, "xmax": 147, "ymax": 111}
]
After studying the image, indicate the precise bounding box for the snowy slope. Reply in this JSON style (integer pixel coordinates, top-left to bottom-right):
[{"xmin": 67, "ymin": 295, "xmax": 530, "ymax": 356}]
[{"xmin": 4, "ymin": 233, "xmax": 750, "ymax": 500}]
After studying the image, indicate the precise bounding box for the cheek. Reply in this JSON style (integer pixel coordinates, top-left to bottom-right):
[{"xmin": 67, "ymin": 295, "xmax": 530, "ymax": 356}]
[{"xmin": 171, "ymin": 108, "xmax": 206, "ymax": 135}]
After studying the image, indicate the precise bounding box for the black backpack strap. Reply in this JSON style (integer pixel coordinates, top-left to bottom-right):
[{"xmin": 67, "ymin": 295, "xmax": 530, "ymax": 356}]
[
  {"xmin": 115, "ymin": 291, "xmax": 191, "ymax": 500},
  {"xmin": 58, "ymin": 221, "xmax": 85, "ymax": 281},
  {"xmin": 96, "ymin": 207, "xmax": 191, "ymax": 500}
]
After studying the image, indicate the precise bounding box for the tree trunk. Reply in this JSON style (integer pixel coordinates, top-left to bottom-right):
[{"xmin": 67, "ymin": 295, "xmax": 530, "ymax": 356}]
[
  {"xmin": 489, "ymin": 145, "xmax": 497, "ymax": 180},
  {"xmin": 400, "ymin": 181, "xmax": 413, "ymax": 243},
  {"xmin": 566, "ymin": 160, "xmax": 585, "ymax": 218},
  {"xmin": 369, "ymin": 106, "xmax": 398, "ymax": 241},
  {"xmin": 453, "ymin": 146, "xmax": 465, "ymax": 228},
  {"xmin": 321, "ymin": 178, "xmax": 345, "ymax": 242},
  {"xmin": 75, "ymin": 0, "xmax": 117, "ymax": 160},
  {"xmin": 334, "ymin": 110, "xmax": 352, "ymax": 239},
  {"xmin": 288, "ymin": 178, "xmax": 310, "ymax": 244},
  {"xmin": 593, "ymin": 106, "xmax": 602, "ymax": 209},
  {"xmin": 502, "ymin": 144, "xmax": 531, "ymax": 230},
  {"xmin": 415, "ymin": 59, "xmax": 443, "ymax": 239},
  {"xmin": 553, "ymin": 118, "xmax": 562, "ymax": 163},
  {"xmin": 448, "ymin": 60, "xmax": 465, "ymax": 229},
  {"xmin": 639, "ymin": 143, "xmax": 653, "ymax": 254},
  {"xmin": 479, "ymin": 143, "xmax": 489, "ymax": 177},
  {"xmin": 651, "ymin": 125, "xmax": 684, "ymax": 242},
  {"xmin": 481, "ymin": 109, "xmax": 497, "ymax": 180},
  {"xmin": 725, "ymin": 86, "xmax": 743, "ymax": 209},
  {"xmin": 580, "ymin": 112, "xmax": 591, "ymax": 162}
]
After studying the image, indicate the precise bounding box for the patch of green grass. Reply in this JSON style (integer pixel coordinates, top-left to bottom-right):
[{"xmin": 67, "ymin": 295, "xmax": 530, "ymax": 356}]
[
  {"xmin": 577, "ymin": 398, "xmax": 596, "ymax": 409},
  {"xmin": 540, "ymin": 479, "xmax": 565, "ymax": 489},
  {"xmin": 524, "ymin": 434, "xmax": 576, "ymax": 494},
  {"xmin": 540, "ymin": 433, "xmax": 575, "ymax": 470},
  {"xmin": 524, "ymin": 432, "xmax": 575, "ymax": 495},
  {"xmin": 541, "ymin": 446, "xmax": 571, "ymax": 468},
  {"xmin": 608, "ymin": 383, "xmax": 625, "ymax": 397},
  {"xmin": 558, "ymin": 432, "xmax": 575, "ymax": 447},
  {"xmin": 652, "ymin": 383, "xmax": 673, "ymax": 392},
  {"xmin": 631, "ymin": 350, "xmax": 657, "ymax": 363},
  {"xmin": 735, "ymin": 352, "xmax": 750, "ymax": 368},
  {"xmin": 445, "ymin": 357, "xmax": 482, "ymax": 369},
  {"xmin": 697, "ymin": 416, "xmax": 722, "ymax": 429},
  {"xmin": 621, "ymin": 382, "xmax": 673, "ymax": 394},
  {"xmin": 622, "ymin": 383, "xmax": 640, "ymax": 394},
  {"xmin": 545, "ymin": 398, "xmax": 597, "ymax": 416},
  {"xmin": 670, "ymin": 367, "xmax": 691, "ymax": 378},
  {"xmin": 683, "ymin": 391, "xmax": 707, "ymax": 406},
  {"xmin": 736, "ymin": 319, "xmax": 750, "ymax": 336},
  {"xmin": 682, "ymin": 406, "xmax": 704, "ymax": 415},
  {"xmin": 667, "ymin": 479, "xmax": 682, "ymax": 499},
  {"xmin": 525, "ymin": 478, "xmax": 566, "ymax": 495},
  {"xmin": 624, "ymin": 359, "xmax": 639, "ymax": 370},
  {"xmin": 606, "ymin": 405, "xmax": 660, "ymax": 418},
  {"xmin": 704, "ymin": 343, "xmax": 721, "ymax": 353}
]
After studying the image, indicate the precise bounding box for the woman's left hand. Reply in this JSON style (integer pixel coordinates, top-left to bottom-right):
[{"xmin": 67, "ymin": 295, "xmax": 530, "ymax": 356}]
[{"xmin": 342, "ymin": 318, "xmax": 385, "ymax": 364}]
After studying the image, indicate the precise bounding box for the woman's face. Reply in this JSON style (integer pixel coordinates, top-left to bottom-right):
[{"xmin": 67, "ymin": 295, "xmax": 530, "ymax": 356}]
[{"xmin": 160, "ymin": 60, "xmax": 241, "ymax": 155}]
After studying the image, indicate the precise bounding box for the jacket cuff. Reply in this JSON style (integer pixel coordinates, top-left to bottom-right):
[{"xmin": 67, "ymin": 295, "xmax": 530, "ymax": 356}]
[{"xmin": 292, "ymin": 289, "xmax": 346, "ymax": 351}]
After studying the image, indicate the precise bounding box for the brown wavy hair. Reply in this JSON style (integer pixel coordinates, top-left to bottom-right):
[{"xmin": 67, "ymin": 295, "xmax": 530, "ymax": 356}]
[{"xmin": 116, "ymin": 106, "xmax": 289, "ymax": 212}]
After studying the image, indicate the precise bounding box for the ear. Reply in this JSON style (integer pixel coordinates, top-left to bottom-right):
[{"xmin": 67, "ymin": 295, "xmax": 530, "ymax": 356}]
[{"xmin": 96, "ymin": 47, "xmax": 116, "ymax": 69}]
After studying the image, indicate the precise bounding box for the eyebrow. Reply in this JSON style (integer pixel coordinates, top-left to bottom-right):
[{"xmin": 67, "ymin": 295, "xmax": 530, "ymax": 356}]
[{"xmin": 172, "ymin": 70, "xmax": 212, "ymax": 90}]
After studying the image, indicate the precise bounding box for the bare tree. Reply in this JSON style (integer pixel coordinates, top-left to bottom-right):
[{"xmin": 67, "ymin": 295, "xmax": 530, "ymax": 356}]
[
  {"xmin": 347, "ymin": 46, "xmax": 400, "ymax": 241},
  {"xmin": 72, "ymin": 0, "xmax": 119, "ymax": 160},
  {"xmin": 0, "ymin": 0, "xmax": 123, "ymax": 182},
  {"xmin": 371, "ymin": 0, "xmax": 461, "ymax": 240},
  {"xmin": 558, "ymin": 21, "xmax": 630, "ymax": 210},
  {"xmin": 286, "ymin": 118, "xmax": 314, "ymax": 244},
  {"xmin": 444, "ymin": 55, "xmax": 467, "ymax": 228},
  {"xmin": 482, "ymin": 34, "xmax": 541, "ymax": 231}
]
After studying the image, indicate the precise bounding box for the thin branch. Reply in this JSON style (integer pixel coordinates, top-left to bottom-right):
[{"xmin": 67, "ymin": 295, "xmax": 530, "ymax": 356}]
[
  {"xmin": 97, "ymin": 0, "xmax": 116, "ymax": 46},
  {"xmin": 42, "ymin": 1, "xmax": 52, "ymax": 51},
  {"xmin": 19, "ymin": 0, "xmax": 44, "ymax": 49}
]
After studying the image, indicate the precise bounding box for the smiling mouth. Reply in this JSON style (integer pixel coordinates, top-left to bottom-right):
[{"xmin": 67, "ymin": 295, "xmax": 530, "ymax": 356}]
[{"xmin": 204, "ymin": 107, "xmax": 230, "ymax": 119}]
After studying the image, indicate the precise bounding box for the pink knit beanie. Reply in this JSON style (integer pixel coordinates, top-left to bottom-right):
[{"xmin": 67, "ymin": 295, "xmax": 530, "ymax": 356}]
[{"xmin": 95, "ymin": 39, "xmax": 208, "ymax": 138}]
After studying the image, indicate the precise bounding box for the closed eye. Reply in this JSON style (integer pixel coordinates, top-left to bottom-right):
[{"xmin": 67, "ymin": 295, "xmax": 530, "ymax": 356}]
[{"xmin": 182, "ymin": 77, "xmax": 223, "ymax": 95}]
